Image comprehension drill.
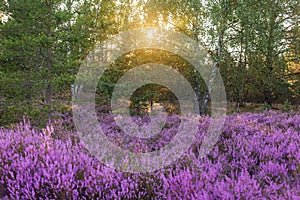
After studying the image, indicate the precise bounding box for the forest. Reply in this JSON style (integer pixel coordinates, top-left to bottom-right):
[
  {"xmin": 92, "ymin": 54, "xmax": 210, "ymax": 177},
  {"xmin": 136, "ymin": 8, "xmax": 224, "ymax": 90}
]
[
  {"xmin": 0, "ymin": 0, "xmax": 299, "ymax": 126},
  {"xmin": 0, "ymin": 0, "xmax": 300, "ymax": 199}
]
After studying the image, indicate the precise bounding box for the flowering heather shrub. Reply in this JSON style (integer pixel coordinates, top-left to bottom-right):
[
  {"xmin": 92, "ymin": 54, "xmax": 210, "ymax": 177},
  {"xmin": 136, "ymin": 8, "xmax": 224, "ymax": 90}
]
[{"xmin": 0, "ymin": 111, "xmax": 299, "ymax": 199}]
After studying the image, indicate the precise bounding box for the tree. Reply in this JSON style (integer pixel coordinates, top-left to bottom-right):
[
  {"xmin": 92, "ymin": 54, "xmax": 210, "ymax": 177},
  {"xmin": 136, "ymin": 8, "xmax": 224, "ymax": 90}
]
[
  {"xmin": 203, "ymin": 0, "xmax": 300, "ymax": 107},
  {"xmin": 0, "ymin": 0, "xmax": 96, "ymax": 126}
]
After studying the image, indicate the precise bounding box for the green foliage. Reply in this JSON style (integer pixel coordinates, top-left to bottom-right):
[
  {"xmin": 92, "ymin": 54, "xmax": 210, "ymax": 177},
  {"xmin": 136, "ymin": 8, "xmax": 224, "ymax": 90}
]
[
  {"xmin": 281, "ymin": 99, "xmax": 293, "ymax": 113},
  {"xmin": 0, "ymin": 0, "xmax": 96, "ymax": 126},
  {"xmin": 0, "ymin": 0, "xmax": 299, "ymax": 126},
  {"xmin": 263, "ymin": 102, "xmax": 272, "ymax": 111}
]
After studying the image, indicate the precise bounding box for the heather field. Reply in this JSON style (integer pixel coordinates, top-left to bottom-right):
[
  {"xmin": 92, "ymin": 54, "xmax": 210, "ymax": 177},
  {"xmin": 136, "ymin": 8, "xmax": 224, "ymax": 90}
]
[
  {"xmin": 0, "ymin": 111, "xmax": 299, "ymax": 199},
  {"xmin": 1, "ymin": 0, "xmax": 300, "ymax": 199}
]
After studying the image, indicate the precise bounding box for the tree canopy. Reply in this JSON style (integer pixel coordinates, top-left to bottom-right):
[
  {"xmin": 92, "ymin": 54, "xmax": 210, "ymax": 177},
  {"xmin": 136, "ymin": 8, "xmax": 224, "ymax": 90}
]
[{"xmin": 0, "ymin": 0, "xmax": 299, "ymax": 126}]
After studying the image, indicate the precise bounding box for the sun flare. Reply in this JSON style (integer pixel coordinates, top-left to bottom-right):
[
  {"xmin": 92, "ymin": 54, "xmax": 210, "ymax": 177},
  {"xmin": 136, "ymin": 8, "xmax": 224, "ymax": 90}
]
[{"xmin": 146, "ymin": 29, "xmax": 156, "ymax": 40}]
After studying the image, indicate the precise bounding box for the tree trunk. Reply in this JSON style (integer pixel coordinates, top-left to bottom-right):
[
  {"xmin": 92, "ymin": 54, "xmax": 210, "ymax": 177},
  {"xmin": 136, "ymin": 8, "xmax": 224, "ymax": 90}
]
[
  {"xmin": 45, "ymin": 0, "xmax": 53, "ymax": 119},
  {"xmin": 200, "ymin": 34, "xmax": 223, "ymax": 114},
  {"xmin": 193, "ymin": 69, "xmax": 201, "ymax": 114},
  {"xmin": 264, "ymin": 13, "xmax": 277, "ymax": 107},
  {"xmin": 24, "ymin": 70, "xmax": 32, "ymax": 100}
]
